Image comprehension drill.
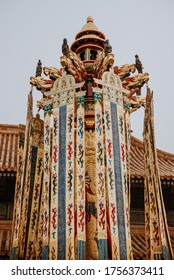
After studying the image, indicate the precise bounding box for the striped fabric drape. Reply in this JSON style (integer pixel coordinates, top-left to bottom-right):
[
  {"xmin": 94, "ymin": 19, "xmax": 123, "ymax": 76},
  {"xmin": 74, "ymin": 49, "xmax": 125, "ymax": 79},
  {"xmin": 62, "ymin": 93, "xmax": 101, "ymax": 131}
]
[{"xmin": 143, "ymin": 87, "xmax": 174, "ymax": 260}]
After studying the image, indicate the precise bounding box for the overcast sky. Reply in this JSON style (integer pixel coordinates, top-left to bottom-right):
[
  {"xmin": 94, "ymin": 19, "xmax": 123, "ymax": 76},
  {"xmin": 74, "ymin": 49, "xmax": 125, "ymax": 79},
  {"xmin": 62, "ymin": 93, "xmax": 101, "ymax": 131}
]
[{"xmin": 0, "ymin": 0, "xmax": 174, "ymax": 153}]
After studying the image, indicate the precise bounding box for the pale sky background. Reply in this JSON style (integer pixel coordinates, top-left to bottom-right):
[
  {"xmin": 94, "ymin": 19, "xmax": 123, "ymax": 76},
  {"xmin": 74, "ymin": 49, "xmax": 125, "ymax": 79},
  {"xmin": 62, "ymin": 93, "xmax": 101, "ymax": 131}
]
[{"xmin": 0, "ymin": 0, "xmax": 174, "ymax": 153}]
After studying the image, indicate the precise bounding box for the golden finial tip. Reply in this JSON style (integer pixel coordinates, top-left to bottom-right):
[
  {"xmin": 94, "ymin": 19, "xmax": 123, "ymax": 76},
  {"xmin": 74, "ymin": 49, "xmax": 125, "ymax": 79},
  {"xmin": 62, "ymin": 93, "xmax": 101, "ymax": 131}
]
[{"xmin": 87, "ymin": 16, "xmax": 94, "ymax": 23}]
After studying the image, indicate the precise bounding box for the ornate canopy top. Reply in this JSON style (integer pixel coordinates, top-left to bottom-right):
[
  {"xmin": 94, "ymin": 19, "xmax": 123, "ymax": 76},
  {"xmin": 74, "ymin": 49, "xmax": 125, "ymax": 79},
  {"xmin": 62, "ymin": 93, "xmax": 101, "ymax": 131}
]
[
  {"xmin": 71, "ymin": 16, "xmax": 106, "ymax": 53},
  {"xmin": 76, "ymin": 16, "xmax": 105, "ymax": 38}
]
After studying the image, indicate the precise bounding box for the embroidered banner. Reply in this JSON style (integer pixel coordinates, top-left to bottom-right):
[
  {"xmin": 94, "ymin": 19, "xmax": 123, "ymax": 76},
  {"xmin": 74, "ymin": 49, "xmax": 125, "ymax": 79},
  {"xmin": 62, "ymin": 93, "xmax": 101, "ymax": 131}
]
[
  {"xmin": 26, "ymin": 133, "xmax": 44, "ymax": 260},
  {"xmin": 49, "ymin": 106, "xmax": 59, "ymax": 260},
  {"xmin": 16, "ymin": 114, "xmax": 44, "ymax": 260},
  {"xmin": 94, "ymin": 70, "xmax": 132, "ymax": 260},
  {"xmin": 94, "ymin": 91, "xmax": 108, "ymax": 259},
  {"xmin": 143, "ymin": 87, "xmax": 173, "ymax": 260},
  {"xmin": 76, "ymin": 91, "xmax": 86, "ymax": 259},
  {"xmin": 18, "ymin": 128, "xmax": 33, "ymax": 259},
  {"xmin": 124, "ymin": 109, "xmax": 131, "ymax": 211},
  {"xmin": 11, "ymin": 91, "xmax": 33, "ymax": 259},
  {"xmin": 48, "ymin": 74, "xmax": 84, "ymax": 260},
  {"xmin": 42, "ymin": 103, "xmax": 52, "ymax": 260}
]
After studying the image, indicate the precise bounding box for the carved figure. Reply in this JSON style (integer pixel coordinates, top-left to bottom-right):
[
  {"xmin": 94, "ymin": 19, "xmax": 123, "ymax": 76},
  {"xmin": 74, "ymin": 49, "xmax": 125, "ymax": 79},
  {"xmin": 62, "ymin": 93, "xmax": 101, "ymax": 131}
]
[
  {"xmin": 62, "ymin": 38, "xmax": 70, "ymax": 56},
  {"xmin": 92, "ymin": 51, "xmax": 105, "ymax": 76},
  {"xmin": 124, "ymin": 95, "xmax": 146, "ymax": 113},
  {"xmin": 60, "ymin": 50, "xmax": 86, "ymax": 82},
  {"xmin": 104, "ymin": 39, "xmax": 112, "ymax": 55},
  {"xmin": 114, "ymin": 64, "xmax": 136, "ymax": 80},
  {"xmin": 92, "ymin": 50, "xmax": 114, "ymax": 79},
  {"xmin": 30, "ymin": 76, "xmax": 54, "ymax": 92},
  {"xmin": 35, "ymin": 60, "xmax": 42, "ymax": 77},
  {"xmin": 135, "ymin": 54, "xmax": 143, "ymax": 73},
  {"xmin": 122, "ymin": 72, "xmax": 149, "ymax": 90},
  {"xmin": 37, "ymin": 96, "xmax": 53, "ymax": 111},
  {"xmin": 43, "ymin": 66, "xmax": 63, "ymax": 80}
]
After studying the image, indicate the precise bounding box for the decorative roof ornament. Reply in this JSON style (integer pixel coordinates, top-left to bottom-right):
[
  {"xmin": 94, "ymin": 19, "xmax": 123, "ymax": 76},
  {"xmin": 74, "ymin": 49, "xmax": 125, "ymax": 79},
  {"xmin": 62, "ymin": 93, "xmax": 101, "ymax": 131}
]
[
  {"xmin": 71, "ymin": 16, "xmax": 105, "ymax": 53},
  {"xmin": 80, "ymin": 16, "xmax": 100, "ymax": 33},
  {"xmin": 35, "ymin": 59, "xmax": 42, "ymax": 77},
  {"xmin": 30, "ymin": 17, "xmax": 149, "ymax": 111},
  {"xmin": 104, "ymin": 39, "xmax": 112, "ymax": 55},
  {"xmin": 135, "ymin": 54, "xmax": 143, "ymax": 74},
  {"xmin": 62, "ymin": 38, "xmax": 70, "ymax": 57}
]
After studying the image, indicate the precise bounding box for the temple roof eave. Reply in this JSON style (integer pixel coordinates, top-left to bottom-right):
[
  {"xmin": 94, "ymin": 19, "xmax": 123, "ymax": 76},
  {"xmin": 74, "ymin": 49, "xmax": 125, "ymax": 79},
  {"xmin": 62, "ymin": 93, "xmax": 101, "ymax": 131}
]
[
  {"xmin": 130, "ymin": 136, "xmax": 174, "ymax": 180},
  {"xmin": 75, "ymin": 29, "xmax": 105, "ymax": 40}
]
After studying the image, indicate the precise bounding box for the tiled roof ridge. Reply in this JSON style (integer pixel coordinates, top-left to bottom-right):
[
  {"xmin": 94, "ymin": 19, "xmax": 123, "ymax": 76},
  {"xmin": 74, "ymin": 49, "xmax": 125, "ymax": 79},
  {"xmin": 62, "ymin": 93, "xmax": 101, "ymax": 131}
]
[{"xmin": 131, "ymin": 135, "xmax": 174, "ymax": 161}]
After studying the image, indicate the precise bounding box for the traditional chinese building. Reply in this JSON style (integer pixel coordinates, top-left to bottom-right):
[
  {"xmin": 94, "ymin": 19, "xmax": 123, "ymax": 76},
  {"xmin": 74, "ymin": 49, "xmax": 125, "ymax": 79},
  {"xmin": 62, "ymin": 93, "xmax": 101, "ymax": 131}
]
[
  {"xmin": 1, "ymin": 17, "xmax": 174, "ymax": 260},
  {"xmin": 0, "ymin": 124, "xmax": 25, "ymax": 259}
]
